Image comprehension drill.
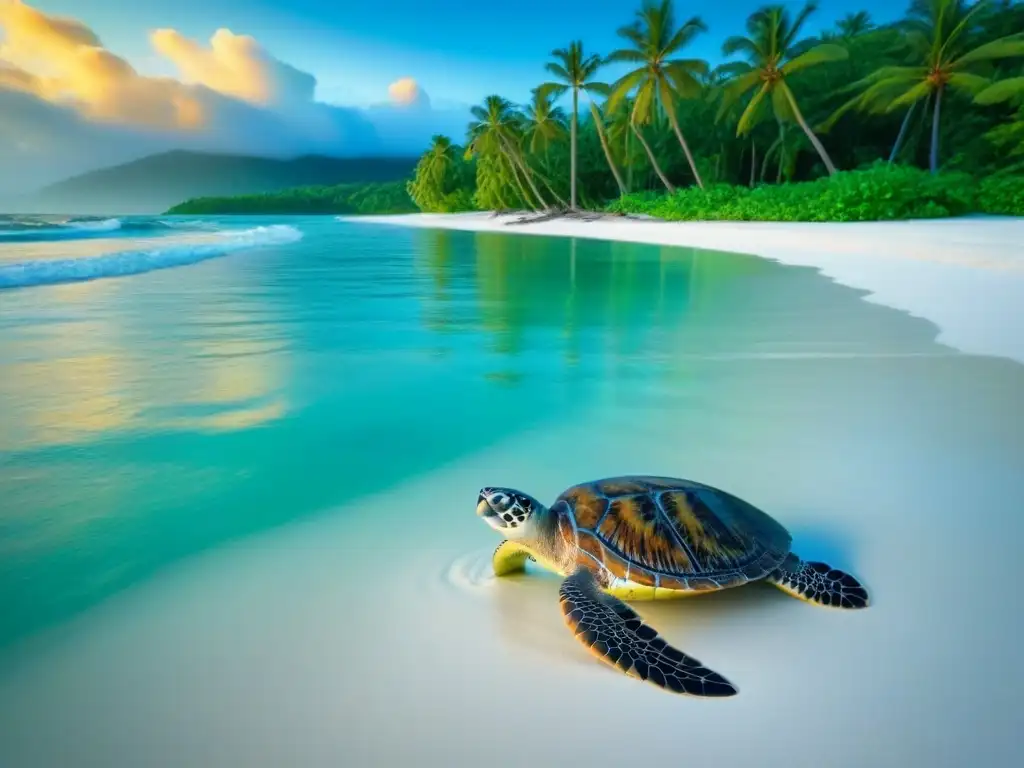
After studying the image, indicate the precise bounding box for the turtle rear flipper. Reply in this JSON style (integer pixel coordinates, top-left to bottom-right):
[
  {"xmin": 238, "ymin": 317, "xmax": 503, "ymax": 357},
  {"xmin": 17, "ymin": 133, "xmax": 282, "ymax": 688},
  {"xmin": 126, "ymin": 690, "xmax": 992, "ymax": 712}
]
[
  {"xmin": 768, "ymin": 554, "xmax": 870, "ymax": 609},
  {"xmin": 558, "ymin": 568, "xmax": 737, "ymax": 697}
]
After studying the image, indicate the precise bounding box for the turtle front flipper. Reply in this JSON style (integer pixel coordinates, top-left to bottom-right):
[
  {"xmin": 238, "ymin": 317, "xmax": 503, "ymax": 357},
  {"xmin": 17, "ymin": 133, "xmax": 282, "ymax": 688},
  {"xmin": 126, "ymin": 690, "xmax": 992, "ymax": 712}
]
[
  {"xmin": 767, "ymin": 553, "xmax": 869, "ymax": 609},
  {"xmin": 492, "ymin": 540, "xmax": 535, "ymax": 576},
  {"xmin": 558, "ymin": 568, "xmax": 737, "ymax": 697}
]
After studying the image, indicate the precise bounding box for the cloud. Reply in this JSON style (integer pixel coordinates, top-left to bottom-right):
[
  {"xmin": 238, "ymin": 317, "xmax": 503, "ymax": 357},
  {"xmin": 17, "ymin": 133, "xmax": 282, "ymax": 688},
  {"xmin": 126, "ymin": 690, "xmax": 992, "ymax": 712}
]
[
  {"xmin": 151, "ymin": 28, "xmax": 315, "ymax": 107},
  {"xmin": 387, "ymin": 76, "xmax": 430, "ymax": 109},
  {"xmin": 0, "ymin": 0, "xmax": 202, "ymax": 129},
  {"xmin": 0, "ymin": 1, "xmax": 472, "ymax": 197}
]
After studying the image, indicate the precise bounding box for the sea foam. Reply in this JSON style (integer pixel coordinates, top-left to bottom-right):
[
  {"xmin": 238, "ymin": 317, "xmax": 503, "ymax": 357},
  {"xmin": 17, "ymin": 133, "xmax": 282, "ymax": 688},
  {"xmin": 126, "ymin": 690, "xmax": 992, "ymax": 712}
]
[{"xmin": 0, "ymin": 224, "xmax": 302, "ymax": 290}]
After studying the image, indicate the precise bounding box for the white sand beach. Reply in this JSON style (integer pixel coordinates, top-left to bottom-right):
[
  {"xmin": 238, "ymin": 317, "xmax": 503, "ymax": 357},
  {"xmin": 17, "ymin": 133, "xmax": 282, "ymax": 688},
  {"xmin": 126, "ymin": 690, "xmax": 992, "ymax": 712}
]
[{"xmin": 352, "ymin": 212, "xmax": 1024, "ymax": 365}]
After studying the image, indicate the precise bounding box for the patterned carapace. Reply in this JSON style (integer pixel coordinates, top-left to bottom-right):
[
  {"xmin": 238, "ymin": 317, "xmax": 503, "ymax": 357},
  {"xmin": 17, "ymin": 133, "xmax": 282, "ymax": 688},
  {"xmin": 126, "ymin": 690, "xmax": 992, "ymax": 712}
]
[{"xmin": 552, "ymin": 476, "xmax": 792, "ymax": 590}]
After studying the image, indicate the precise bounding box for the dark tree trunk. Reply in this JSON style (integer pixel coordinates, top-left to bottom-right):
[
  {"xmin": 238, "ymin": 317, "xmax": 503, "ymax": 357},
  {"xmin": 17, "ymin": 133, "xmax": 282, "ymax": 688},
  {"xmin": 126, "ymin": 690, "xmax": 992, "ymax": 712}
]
[
  {"xmin": 888, "ymin": 101, "xmax": 917, "ymax": 165},
  {"xmin": 632, "ymin": 123, "xmax": 674, "ymax": 192},
  {"xmin": 929, "ymin": 86, "xmax": 943, "ymax": 175}
]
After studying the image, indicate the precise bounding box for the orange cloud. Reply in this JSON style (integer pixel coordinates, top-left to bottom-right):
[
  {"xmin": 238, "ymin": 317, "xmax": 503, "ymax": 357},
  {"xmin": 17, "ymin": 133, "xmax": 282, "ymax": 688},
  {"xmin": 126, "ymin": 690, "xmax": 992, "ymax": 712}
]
[
  {"xmin": 0, "ymin": 0, "xmax": 203, "ymax": 129},
  {"xmin": 151, "ymin": 27, "xmax": 315, "ymax": 107},
  {"xmin": 0, "ymin": 2, "xmax": 470, "ymax": 197},
  {"xmin": 387, "ymin": 76, "xmax": 429, "ymax": 108}
]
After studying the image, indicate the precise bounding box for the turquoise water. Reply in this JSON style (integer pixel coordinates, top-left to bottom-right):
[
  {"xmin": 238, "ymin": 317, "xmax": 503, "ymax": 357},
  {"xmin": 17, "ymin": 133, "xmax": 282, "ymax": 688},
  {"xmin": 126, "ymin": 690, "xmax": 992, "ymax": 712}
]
[
  {"xmin": 1, "ymin": 215, "xmax": 1023, "ymax": 767},
  {"xmin": 0, "ymin": 215, "xmax": 771, "ymax": 647}
]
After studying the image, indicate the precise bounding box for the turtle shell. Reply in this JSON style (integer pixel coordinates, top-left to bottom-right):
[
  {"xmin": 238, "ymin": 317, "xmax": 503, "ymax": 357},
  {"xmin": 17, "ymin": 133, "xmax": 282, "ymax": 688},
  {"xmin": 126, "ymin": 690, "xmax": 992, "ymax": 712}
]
[{"xmin": 553, "ymin": 476, "xmax": 792, "ymax": 591}]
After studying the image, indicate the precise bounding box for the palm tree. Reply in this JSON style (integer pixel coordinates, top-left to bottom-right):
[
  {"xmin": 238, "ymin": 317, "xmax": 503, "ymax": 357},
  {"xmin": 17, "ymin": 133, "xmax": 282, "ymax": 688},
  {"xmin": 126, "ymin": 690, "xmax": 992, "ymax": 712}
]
[
  {"xmin": 826, "ymin": 0, "xmax": 1024, "ymax": 173},
  {"xmin": 608, "ymin": 0, "xmax": 710, "ymax": 190},
  {"xmin": 718, "ymin": 2, "xmax": 848, "ymax": 176},
  {"xmin": 585, "ymin": 98, "xmax": 629, "ymax": 197},
  {"xmin": 421, "ymin": 135, "xmax": 458, "ymax": 184},
  {"xmin": 976, "ymin": 75, "xmax": 1024, "ymax": 157},
  {"xmin": 837, "ymin": 11, "xmax": 875, "ymax": 39},
  {"xmin": 763, "ymin": 121, "xmax": 809, "ymax": 182},
  {"xmin": 541, "ymin": 41, "xmax": 626, "ymax": 206},
  {"xmin": 467, "ymin": 95, "xmax": 549, "ymax": 210},
  {"xmin": 521, "ymin": 87, "xmax": 568, "ymax": 155},
  {"xmin": 518, "ymin": 89, "xmax": 570, "ymax": 208},
  {"xmin": 605, "ymin": 94, "xmax": 642, "ymax": 192}
]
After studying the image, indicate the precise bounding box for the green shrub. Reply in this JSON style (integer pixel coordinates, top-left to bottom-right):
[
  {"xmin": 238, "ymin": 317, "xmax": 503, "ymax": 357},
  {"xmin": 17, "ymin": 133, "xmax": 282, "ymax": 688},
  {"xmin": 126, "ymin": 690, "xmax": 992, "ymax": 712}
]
[
  {"xmin": 607, "ymin": 164, "xmax": 982, "ymax": 222},
  {"xmin": 977, "ymin": 175, "xmax": 1024, "ymax": 216}
]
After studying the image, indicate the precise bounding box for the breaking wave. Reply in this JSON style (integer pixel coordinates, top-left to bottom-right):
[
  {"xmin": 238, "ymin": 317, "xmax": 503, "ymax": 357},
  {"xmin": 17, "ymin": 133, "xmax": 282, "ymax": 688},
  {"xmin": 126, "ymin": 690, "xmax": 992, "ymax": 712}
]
[
  {"xmin": 0, "ymin": 216, "xmax": 216, "ymax": 241},
  {"xmin": 0, "ymin": 225, "xmax": 302, "ymax": 290}
]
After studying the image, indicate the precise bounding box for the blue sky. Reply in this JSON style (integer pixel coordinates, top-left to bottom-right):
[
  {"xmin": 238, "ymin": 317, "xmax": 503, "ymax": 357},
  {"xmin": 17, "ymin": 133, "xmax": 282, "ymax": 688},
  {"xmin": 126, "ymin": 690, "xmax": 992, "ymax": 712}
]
[{"xmin": 30, "ymin": 0, "xmax": 912, "ymax": 109}]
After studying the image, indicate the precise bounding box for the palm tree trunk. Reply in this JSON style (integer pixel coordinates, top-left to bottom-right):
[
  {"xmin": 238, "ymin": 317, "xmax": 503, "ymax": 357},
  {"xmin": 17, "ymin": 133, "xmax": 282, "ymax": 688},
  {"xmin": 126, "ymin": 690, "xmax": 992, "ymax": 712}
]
[
  {"xmin": 776, "ymin": 147, "xmax": 784, "ymax": 183},
  {"xmin": 508, "ymin": 160, "xmax": 540, "ymax": 210},
  {"xmin": 749, "ymin": 141, "xmax": 757, "ymax": 186},
  {"xmin": 589, "ymin": 103, "xmax": 627, "ymax": 197},
  {"xmin": 888, "ymin": 101, "xmax": 917, "ymax": 165},
  {"xmin": 929, "ymin": 86, "xmax": 943, "ymax": 175},
  {"xmin": 501, "ymin": 135, "xmax": 549, "ymax": 209},
  {"xmin": 781, "ymin": 85, "xmax": 838, "ymax": 176},
  {"xmin": 626, "ymin": 130, "xmax": 634, "ymax": 192},
  {"xmin": 570, "ymin": 88, "xmax": 579, "ymax": 210},
  {"xmin": 631, "ymin": 123, "xmax": 674, "ymax": 192},
  {"xmin": 666, "ymin": 108, "xmax": 704, "ymax": 189},
  {"xmin": 533, "ymin": 167, "xmax": 569, "ymax": 208}
]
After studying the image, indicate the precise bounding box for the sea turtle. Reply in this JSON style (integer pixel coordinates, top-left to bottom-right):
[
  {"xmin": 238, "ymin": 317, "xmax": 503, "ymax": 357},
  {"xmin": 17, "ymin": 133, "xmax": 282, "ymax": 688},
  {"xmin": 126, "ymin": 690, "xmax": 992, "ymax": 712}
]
[{"xmin": 476, "ymin": 476, "xmax": 869, "ymax": 697}]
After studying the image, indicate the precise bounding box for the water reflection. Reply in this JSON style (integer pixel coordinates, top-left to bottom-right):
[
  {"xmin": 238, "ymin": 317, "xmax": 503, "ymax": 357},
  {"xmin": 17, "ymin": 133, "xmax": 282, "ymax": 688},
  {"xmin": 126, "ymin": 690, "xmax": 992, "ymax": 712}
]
[
  {"xmin": 0, "ymin": 287, "xmax": 290, "ymax": 453},
  {"xmin": 415, "ymin": 229, "xmax": 713, "ymax": 367}
]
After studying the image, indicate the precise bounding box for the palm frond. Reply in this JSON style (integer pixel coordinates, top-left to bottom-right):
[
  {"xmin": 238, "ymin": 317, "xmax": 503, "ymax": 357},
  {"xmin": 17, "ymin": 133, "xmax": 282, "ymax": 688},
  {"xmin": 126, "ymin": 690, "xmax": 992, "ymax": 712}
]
[
  {"xmin": 784, "ymin": 1, "xmax": 821, "ymax": 51},
  {"xmin": 950, "ymin": 34, "xmax": 1024, "ymax": 69},
  {"xmin": 782, "ymin": 43, "xmax": 849, "ymax": 75},
  {"xmin": 737, "ymin": 83, "xmax": 772, "ymax": 135},
  {"xmin": 662, "ymin": 16, "xmax": 707, "ymax": 57},
  {"xmin": 975, "ymin": 76, "xmax": 1024, "ymax": 105},
  {"xmin": 885, "ymin": 79, "xmax": 934, "ymax": 111},
  {"xmin": 947, "ymin": 71, "xmax": 993, "ymax": 96}
]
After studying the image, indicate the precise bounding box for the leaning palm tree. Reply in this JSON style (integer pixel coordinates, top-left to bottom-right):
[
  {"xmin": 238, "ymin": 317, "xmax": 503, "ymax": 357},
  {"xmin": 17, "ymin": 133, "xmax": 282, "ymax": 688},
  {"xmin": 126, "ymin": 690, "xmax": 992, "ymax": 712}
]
[
  {"xmin": 607, "ymin": 0, "xmax": 710, "ymax": 190},
  {"xmin": 541, "ymin": 41, "xmax": 626, "ymax": 206},
  {"xmin": 467, "ymin": 95, "xmax": 549, "ymax": 210},
  {"xmin": 517, "ymin": 90, "xmax": 570, "ymax": 208},
  {"xmin": 718, "ymin": 2, "xmax": 848, "ymax": 176},
  {"xmin": 604, "ymin": 94, "xmax": 644, "ymax": 192},
  {"xmin": 825, "ymin": 0, "xmax": 1024, "ymax": 173}
]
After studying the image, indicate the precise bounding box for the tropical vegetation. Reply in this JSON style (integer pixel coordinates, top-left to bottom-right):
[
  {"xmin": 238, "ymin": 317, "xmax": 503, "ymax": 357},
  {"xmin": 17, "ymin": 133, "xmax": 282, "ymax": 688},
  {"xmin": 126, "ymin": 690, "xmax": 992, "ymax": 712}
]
[
  {"xmin": 166, "ymin": 181, "xmax": 416, "ymax": 215},
  {"xmin": 406, "ymin": 0, "xmax": 1024, "ymax": 219}
]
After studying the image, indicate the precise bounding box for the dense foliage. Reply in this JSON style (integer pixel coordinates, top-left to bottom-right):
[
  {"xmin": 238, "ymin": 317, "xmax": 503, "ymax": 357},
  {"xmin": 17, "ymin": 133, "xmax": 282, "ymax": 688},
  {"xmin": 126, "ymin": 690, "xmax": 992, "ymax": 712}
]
[
  {"xmin": 407, "ymin": 0, "xmax": 1024, "ymax": 219},
  {"xmin": 166, "ymin": 181, "xmax": 417, "ymax": 215},
  {"xmin": 608, "ymin": 163, "xmax": 980, "ymax": 220}
]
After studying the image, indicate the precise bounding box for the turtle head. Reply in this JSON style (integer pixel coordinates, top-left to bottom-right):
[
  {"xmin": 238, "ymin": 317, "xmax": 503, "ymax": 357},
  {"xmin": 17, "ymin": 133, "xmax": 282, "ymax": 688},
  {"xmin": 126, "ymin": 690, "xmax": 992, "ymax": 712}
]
[{"xmin": 477, "ymin": 487, "xmax": 542, "ymax": 539}]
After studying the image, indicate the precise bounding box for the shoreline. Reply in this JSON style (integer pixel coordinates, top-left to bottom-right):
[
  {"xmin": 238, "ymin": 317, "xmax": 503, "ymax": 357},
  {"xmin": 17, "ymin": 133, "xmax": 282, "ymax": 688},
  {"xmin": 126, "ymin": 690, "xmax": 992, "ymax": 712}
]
[{"xmin": 346, "ymin": 212, "xmax": 1024, "ymax": 366}]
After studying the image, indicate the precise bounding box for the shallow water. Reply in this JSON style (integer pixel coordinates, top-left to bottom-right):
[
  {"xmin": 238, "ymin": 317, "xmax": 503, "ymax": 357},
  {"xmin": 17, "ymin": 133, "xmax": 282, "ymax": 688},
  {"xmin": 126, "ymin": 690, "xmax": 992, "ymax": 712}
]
[{"xmin": 1, "ymin": 216, "xmax": 1022, "ymax": 767}]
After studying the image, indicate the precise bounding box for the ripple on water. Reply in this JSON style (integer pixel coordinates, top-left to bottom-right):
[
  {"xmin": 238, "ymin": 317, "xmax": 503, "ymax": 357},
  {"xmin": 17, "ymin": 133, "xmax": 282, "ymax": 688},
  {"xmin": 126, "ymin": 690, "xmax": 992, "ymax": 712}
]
[{"xmin": 443, "ymin": 548, "xmax": 500, "ymax": 595}]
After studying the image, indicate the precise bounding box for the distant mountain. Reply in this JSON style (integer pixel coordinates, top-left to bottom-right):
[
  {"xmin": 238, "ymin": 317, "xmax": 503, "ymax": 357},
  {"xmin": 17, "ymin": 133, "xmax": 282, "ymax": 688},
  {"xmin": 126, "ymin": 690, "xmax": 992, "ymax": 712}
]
[{"xmin": 31, "ymin": 150, "xmax": 420, "ymax": 214}]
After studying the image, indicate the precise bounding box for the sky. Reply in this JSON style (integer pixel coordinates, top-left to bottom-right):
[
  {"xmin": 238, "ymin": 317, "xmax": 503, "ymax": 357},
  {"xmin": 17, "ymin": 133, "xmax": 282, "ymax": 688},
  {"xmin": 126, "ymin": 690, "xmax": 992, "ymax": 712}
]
[{"xmin": 0, "ymin": 0, "xmax": 913, "ymax": 194}]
